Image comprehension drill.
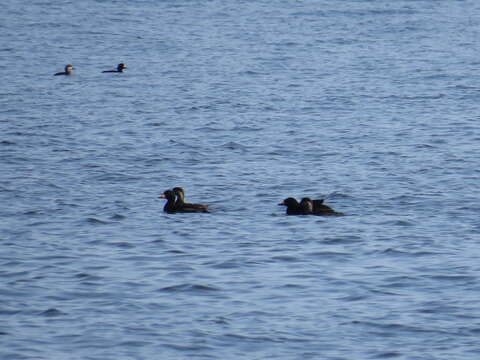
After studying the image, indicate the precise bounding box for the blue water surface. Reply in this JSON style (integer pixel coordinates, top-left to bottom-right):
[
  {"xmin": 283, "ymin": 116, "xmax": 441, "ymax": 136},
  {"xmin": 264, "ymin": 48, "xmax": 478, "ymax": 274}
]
[{"xmin": 2, "ymin": 0, "xmax": 480, "ymax": 359}]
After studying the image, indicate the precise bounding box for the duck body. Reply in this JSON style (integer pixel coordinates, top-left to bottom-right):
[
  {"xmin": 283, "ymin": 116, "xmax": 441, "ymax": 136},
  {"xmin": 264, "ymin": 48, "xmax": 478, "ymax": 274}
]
[
  {"xmin": 54, "ymin": 64, "xmax": 74, "ymax": 76},
  {"xmin": 102, "ymin": 63, "xmax": 127, "ymax": 73}
]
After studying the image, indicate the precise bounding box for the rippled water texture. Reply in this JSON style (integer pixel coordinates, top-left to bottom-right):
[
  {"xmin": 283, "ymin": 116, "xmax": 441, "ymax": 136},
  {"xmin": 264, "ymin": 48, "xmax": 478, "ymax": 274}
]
[{"xmin": 2, "ymin": 0, "xmax": 480, "ymax": 359}]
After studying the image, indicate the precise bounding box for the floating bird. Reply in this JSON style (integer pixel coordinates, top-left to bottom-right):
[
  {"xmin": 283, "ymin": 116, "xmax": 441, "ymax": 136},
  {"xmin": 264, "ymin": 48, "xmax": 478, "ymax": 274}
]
[
  {"xmin": 159, "ymin": 188, "xmax": 209, "ymax": 213},
  {"xmin": 279, "ymin": 197, "xmax": 343, "ymax": 216},
  {"xmin": 54, "ymin": 64, "xmax": 75, "ymax": 76},
  {"xmin": 102, "ymin": 63, "xmax": 127, "ymax": 73}
]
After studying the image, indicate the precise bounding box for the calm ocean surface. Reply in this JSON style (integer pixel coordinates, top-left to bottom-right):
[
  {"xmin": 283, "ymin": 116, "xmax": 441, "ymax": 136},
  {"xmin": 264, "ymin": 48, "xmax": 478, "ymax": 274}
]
[{"xmin": 2, "ymin": 0, "xmax": 480, "ymax": 359}]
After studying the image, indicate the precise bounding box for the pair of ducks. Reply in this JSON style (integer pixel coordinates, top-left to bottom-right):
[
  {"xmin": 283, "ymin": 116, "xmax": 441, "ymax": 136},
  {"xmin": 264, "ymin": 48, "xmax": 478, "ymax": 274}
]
[
  {"xmin": 159, "ymin": 187, "xmax": 209, "ymax": 213},
  {"xmin": 278, "ymin": 197, "xmax": 343, "ymax": 216},
  {"xmin": 54, "ymin": 63, "xmax": 127, "ymax": 76},
  {"xmin": 159, "ymin": 188, "xmax": 343, "ymax": 216}
]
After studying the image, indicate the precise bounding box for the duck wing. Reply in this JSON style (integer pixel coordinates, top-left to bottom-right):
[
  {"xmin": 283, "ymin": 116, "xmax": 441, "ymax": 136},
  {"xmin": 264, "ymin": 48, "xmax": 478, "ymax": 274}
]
[
  {"xmin": 312, "ymin": 201, "xmax": 343, "ymax": 216},
  {"xmin": 176, "ymin": 202, "xmax": 209, "ymax": 213}
]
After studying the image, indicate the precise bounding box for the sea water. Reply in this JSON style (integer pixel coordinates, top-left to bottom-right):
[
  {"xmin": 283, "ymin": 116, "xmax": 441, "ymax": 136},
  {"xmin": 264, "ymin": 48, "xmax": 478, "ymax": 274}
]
[{"xmin": 2, "ymin": 1, "xmax": 480, "ymax": 359}]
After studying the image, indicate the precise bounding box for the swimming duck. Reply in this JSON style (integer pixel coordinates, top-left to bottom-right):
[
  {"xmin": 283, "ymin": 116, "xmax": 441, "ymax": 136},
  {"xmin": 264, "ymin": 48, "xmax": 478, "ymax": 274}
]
[
  {"xmin": 172, "ymin": 187, "xmax": 209, "ymax": 213},
  {"xmin": 54, "ymin": 64, "xmax": 75, "ymax": 76},
  {"xmin": 159, "ymin": 188, "xmax": 209, "ymax": 213},
  {"xmin": 279, "ymin": 197, "xmax": 343, "ymax": 216},
  {"xmin": 102, "ymin": 63, "xmax": 127, "ymax": 73},
  {"xmin": 299, "ymin": 197, "xmax": 314, "ymax": 215}
]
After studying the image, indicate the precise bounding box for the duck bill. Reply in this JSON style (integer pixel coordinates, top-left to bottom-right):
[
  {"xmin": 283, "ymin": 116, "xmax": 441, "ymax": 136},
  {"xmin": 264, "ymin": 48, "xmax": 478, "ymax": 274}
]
[
  {"xmin": 159, "ymin": 194, "xmax": 166, "ymax": 198},
  {"xmin": 278, "ymin": 202, "xmax": 285, "ymax": 206}
]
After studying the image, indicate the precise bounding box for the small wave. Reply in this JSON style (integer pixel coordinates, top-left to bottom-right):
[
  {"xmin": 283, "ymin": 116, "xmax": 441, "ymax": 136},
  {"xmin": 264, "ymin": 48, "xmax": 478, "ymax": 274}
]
[
  {"xmin": 158, "ymin": 283, "xmax": 219, "ymax": 293},
  {"xmin": 212, "ymin": 316, "xmax": 229, "ymax": 324},
  {"xmin": 224, "ymin": 332, "xmax": 282, "ymax": 343},
  {"xmin": 381, "ymin": 281, "xmax": 413, "ymax": 289},
  {"xmin": 168, "ymin": 139, "xmax": 203, "ymax": 150},
  {"xmin": 306, "ymin": 251, "xmax": 352, "ymax": 259},
  {"xmin": 33, "ymin": 255, "xmax": 76, "ymax": 261},
  {"xmin": 40, "ymin": 308, "xmax": 65, "ymax": 317},
  {"xmin": 277, "ymin": 283, "xmax": 306, "ymax": 289},
  {"xmin": 381, "ymin": 93, "xmax": 445, "ymax": 101},
  {"xmin": 188, "ymin": 104, "xmax": 214, "ymax": 111},
  {"xmin": 232, "ymin": 102, "xmax": 250, "ymax": 109},
  {"xmin": 22, "ymin": 209, "xmax": 44, "ymax": 216},
  {"xmin": 381, "ymin": 219, "xmax": 415, "ymax": 227},
  {"xmin": 271, "ymin": 255, "xmax": 299, "ymax": 262},
  {"xmin": 108, "ymin": 241, "xmax": 135, "ymax": 249},
  {"xmin": 116, "ymin": 340, "xmax": 153, "ymax": 347},
  {"xmin": 74, "ymin": 272, "xmax": 102, "ymax": 280},
  {"xmin": 219, "ymin": 141, "xmax": 249, "ymax": 151},
  {"xmin": 164, "ymin": 343, "xmax": 214, "ymax": 351},
  {"xmin": 379, "ymin": 248, "xmax": 437, "ymax": 257},
  {"xmin": 85, "ymin": 217, "xmax": 110, "ymax": 225},
  {"xmin": 0, "ymin": 308, "xmax": 21, "ymax": 316},
  {"xmin": 384, "ymin": 275, "xmax": 417, "ymax": 282},
  {"xmin": 350, "ymin": 320, "xmax": 451, "ymax": 335},
  {"xmin": 232, "ymin": 125, "xmax": 262, "ymax": 132},
  {"xmin": 372, "ymin": 351, "xmax": 402, "ymax": 359},
  {"xmin": 428, "ymin": 274, "xmax": 475, "ymax": 282},
  {"xmin": 211, "ymin": 260, "xmax": 241, "ymax": 269},
  {"xmin": 194, "ymin": 126, "xmax": 225, "ymax": 132},
  {"xmin": 237, "ymin": 70, "xmax": 263, "ymax": 76},
  {"xmin": 91, "ymin": 172, "xmax": 141, "ymax": 182},
  {"xmin": 415, "ymin": 143, "xmax": 436, "ymax": 149},
  {"xmin": 453, "ymin": 84, "xmax": 479, "ymax": 90},
  {"xmin": 381, "ymin": 248, "xmax": 408, "ymax": 255},
  {"xmin": 338, "ymin": 294, "xmax": 368, "ymax": 302},
  {"xmin": 146, "ymin": 121, "xmax": 166, "ymax": 127},
  {"xmin": 167, "ymin": 249, "xmax": 186, "ymax": 254},
  {"xmin": 1, "ymin": 270, "xmax": 30, "ymax": 279},
  {"xmin": 150, "ymin": 238, "xmax": 165, "ymax": 244},
  {"xmin": 322, "ymin": 236, "xmax": 362, "ymax": 244}
]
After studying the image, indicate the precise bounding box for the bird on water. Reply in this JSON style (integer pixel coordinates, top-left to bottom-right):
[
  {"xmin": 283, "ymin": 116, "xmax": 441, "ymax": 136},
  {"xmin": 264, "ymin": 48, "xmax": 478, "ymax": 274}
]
[
  {"xmin": 54, "ymin": 64, "xmax": 75, "ymax": 76},
  {"xmin": 159, "ymin": 187, "xmax": 209, "ymax": 213},
  {"xmin": 102, "ymin": 63, "xmax": 128, "ymax": 73},
  {"xmin": 278, "ymin": 197, "xmax": 343, "ymax": 216}
]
